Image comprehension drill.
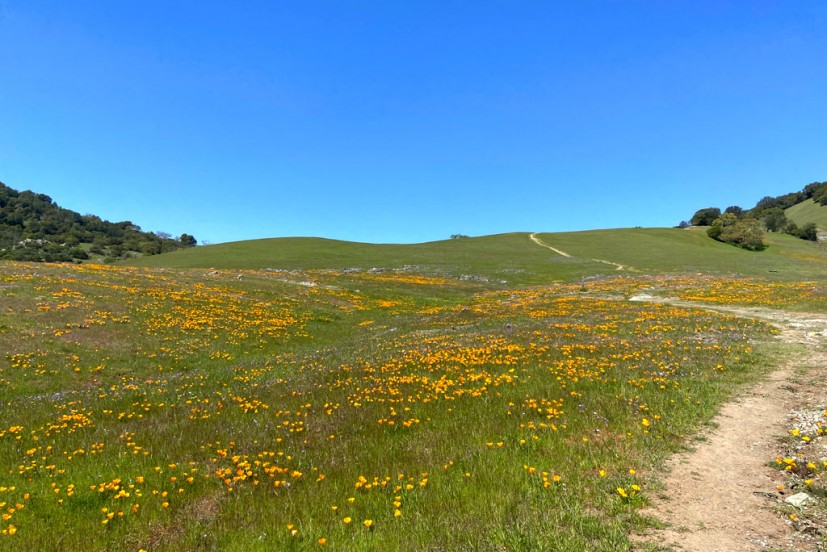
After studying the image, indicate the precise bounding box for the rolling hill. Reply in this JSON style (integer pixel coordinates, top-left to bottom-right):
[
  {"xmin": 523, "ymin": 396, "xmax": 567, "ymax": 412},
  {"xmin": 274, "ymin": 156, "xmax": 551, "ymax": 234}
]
[{"xmin": 126, "ymin": 226, "xmax": 827, "ymax": 283}]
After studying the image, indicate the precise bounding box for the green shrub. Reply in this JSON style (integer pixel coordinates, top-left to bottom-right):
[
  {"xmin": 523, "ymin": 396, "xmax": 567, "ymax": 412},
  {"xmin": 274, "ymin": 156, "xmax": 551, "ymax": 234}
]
[
  {"xmin": 707, "ymin": 215, "xmax": 766, "ymax": 250},
  {"xmin": 797, "ymin": 222, "xmax": 819, "ymax": 242}
]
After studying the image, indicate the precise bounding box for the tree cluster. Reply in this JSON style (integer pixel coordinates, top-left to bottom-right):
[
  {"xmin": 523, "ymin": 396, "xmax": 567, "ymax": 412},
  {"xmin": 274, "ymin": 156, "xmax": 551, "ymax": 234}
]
[
  {"xmin": 687, "ymin": 180, "xmax": 825, "ymax": 250},
  {"xmin": 751, "ymin": 181, "xmax": 827, "ymax": 212},
  {"xmin": 0, "ymin": 181, "xmax": 197, "ymax": 262}
]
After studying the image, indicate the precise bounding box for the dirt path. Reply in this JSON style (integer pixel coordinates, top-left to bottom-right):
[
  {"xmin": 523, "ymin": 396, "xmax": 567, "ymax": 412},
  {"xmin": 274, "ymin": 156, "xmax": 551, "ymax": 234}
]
[
  {"xmin": 591, "ymin": 257, "xmax": 628, "ymax": 271},
  {"xmin": 529, "ymin": 233, "xmax": 571, "ymax": 257},
  {"xmin": 631, "ymin": 296, "xmax": 827, "ymax": 551},
  {"xmin": 528, "ymin": 233, "xmax": 630, "ymax": 270}
]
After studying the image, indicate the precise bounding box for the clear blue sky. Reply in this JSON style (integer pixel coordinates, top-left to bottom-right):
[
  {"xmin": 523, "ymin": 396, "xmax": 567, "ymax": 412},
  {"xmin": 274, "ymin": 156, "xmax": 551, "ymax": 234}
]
[{"xmin": 1, "ymin": 1, "xmax": 825, "ymax": 244}]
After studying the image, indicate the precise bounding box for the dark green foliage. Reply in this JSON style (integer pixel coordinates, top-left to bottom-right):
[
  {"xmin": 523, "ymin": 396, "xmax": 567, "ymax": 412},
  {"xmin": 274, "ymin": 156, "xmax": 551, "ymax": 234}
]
[
  {"xmin": 803, "ymin": 181, "xmax": 827, "ymax": 205},
  {"xmin": 179, "ymin": 233, "xmax": 198, "ymax": 247},
  {"xmin": 690, "ymin": 179, "xmax": 825, "ymax": 243},
  {"xmin": 753, "ymin": 192, "xmax": 806, "ymax": 214},
  {"xmin": 724, "ymin": 205, "xmax": 744, "ymax": 217},
  {"xmin": 799, "ymin": 222, "xmax": 819, "ymax": 241},
  {"xmin": 778, "ymin": 219, "xmax": 820, "ymax": 241},
  {"xmin": 690, "ymin": 207, "xmax": 721, "ymax": 226},
  {"xmin": 787, "ymin": 222, "xmax": 819, "ymax": 242},
  {"xmin": 762, "ymin": 208, "xmax": 788, "ymax": 232},
  {"xmin": 0, "ymin": 181, "xmax": 194, "ymax": 262},
  {"xmin": 749, "ymin": 183, "xmax": 826, "ymax": 226},
  {"xmin": 707, "ymin": 214, "xmax": 766, "ymax": 251}
]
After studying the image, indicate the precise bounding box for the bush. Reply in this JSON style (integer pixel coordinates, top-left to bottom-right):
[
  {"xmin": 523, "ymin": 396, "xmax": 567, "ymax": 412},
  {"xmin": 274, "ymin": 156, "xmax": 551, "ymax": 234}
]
[
  {"xmin": 68, "ymin": 246, "xmax": 89, "ymax": 260},
  {"xmin": 706, "ymin": 213, "xmax": 737, "ymax": 241},
  {"xmin": 724, "ymin": 206, "xmax": 744, "ymax": 217},
  {"xmin": 782, "ymin": 220, "xmax": 820, "ymax": 242},
  {"xmin": 797, "ymin": 223, "xmax": 819, "ymax": 242},
  {"xmin": 707, "ymin": 215, "xmax": 765, "ymax": 251}
]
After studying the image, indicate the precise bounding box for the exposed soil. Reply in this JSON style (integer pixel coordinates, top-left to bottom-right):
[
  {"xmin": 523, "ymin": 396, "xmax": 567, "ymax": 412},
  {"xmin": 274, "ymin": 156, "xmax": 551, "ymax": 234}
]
[
  {"xmin": 591, "ymin": 257, "xmax": 629, "ymax": 271},
  {"xmin": 632, "ymin": 297, "xmax": 827, "ymax": 551},
  {"xmin": 529, "ymin": 233, "xmax": 571, "ymax": 257}
]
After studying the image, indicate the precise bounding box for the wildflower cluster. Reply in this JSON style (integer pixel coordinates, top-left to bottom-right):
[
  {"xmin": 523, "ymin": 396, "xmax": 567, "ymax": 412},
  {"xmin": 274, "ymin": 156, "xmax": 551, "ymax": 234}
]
[{"xmin": 773, "ymin": 410, "xmax": 827, "ymax": 519}]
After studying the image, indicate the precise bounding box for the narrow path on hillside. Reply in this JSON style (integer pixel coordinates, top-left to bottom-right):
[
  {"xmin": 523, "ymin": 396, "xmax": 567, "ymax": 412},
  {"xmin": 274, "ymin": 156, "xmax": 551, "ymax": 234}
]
[
  {"xmin": 630, "ymin": 296, "xmax": 827, "ymax": 552},
  {"xmin": 528, "ymin": 233, "xmax": 631, "ymax": 270},
  {"xmin": 591, "ymin": 257, "xmax": 628, "ymax": 271},
  {"xmin": 529, "ymin": 233, "xmax": 571, "ymax": 257}
]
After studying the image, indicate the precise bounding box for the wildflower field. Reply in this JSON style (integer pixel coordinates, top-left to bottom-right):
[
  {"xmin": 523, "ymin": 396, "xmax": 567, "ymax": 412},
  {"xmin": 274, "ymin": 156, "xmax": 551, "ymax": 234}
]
[{"xmin": 0, "ymin": 259, "xmax": 825, "ymax": 550}]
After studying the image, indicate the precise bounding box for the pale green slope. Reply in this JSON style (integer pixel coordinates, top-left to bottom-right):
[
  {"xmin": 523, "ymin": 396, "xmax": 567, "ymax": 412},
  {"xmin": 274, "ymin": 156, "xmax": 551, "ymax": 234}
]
[
  {"xmin": 536, "ymin": 227, "xmax": 827, "ymax": 280},
  {"xmin": 786, "ymin": 199, "xmax": 827, "ymax": 230}
]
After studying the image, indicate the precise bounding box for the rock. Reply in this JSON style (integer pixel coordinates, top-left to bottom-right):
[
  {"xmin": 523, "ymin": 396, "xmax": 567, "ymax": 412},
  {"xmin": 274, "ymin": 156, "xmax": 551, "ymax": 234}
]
[{"xmin": 785, "ymin": 492, "xmax": 815, "ymax": 508}]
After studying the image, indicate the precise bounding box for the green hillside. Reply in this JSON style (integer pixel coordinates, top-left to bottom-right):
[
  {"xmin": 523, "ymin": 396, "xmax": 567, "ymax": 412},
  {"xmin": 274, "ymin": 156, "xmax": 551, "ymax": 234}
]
[
  {"xmin": 127, "ymin": 227, "xmax": 827, "ymax": 283},
  {"xmin": 126, "ymin": 233, "xmax": 591, "ymax": 284},
  {"xmin": 537, "ymin": 227, "xmax": 827, "ymax": 280},
  {"xmin": 786, "ymin": 199, "xmax": 827, "ymax": 231}
]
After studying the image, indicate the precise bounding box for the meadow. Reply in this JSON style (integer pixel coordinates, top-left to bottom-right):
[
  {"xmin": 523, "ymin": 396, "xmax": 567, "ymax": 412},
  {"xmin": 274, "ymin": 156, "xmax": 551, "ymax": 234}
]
[{"xmin": 2, "ymin": 231, "xmax": 827, "ymax": 550}]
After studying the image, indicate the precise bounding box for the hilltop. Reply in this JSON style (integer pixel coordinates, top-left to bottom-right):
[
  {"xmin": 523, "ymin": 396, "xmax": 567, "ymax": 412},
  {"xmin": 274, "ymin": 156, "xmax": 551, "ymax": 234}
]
[
  {"xmin": 0, "ymin": 181, "xmax": 196, "ymax": 262},
  {"xmin": 126, "ymin": 227, "xmax": 827, "ymax": 285},
  {"xmin": 4, "ymin": 176, "xmax": 826, "ymax": 276}
]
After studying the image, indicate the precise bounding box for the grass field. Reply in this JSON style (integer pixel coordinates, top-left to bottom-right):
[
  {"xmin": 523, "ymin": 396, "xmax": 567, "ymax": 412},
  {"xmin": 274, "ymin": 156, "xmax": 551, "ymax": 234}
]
[
  {"xmin": 786, "ymin": 199, "xmax": 827, "ymax": 231},
  {"xmin": 2, "ymin": 230, "xmax": 827, "ymax": 550},
  {"xmin": 128, "ymin": 228, "xmax": 827, "ymax": 285}
]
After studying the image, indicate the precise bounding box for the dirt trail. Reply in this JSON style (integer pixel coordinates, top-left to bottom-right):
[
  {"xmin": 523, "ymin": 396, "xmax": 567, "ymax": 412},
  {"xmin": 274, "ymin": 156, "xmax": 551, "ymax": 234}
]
[
  {"xmin": 528, "ymin": 233, "xmax": 630, "ymax": 270},
  {"xmin": 591, "ymin": 257, "xmax": 628, "ymax": 271},
  {"xmin": 529, "ymin": 233, "xmax": 571, "ymax": 257},
  {"xmin": 631, "ymin": 296, "xmax": 827, "ymax": 551}
]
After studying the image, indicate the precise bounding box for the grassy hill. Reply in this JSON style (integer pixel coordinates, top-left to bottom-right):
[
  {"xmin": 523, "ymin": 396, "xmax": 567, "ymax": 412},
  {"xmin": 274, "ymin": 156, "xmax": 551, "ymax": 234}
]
[
  {"xmin": 537, "ymin": 227, "xmax": 827, "ymax": 280},
  {"xmin": 786, "ymin": 198, "xmax": 827, "ymax": 231},
  {"xmin": 127, "ymin": 227, "xmax": 827, "ymax": 283},
  {"xmin": 126, "ymin": 233, "xmax": 589, "ymax": 284}
]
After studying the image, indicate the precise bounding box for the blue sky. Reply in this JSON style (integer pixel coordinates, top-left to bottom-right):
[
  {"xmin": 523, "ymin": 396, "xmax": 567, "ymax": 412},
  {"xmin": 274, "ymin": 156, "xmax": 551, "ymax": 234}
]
[{"xmin": 1, "ymin": 1, "xmax": 825, "ymax": 244}]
